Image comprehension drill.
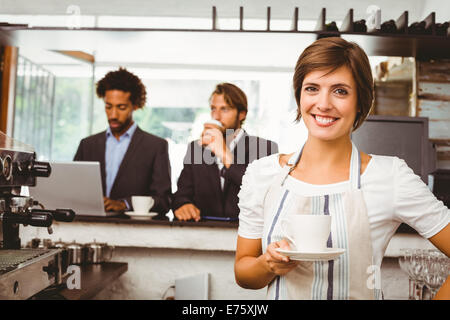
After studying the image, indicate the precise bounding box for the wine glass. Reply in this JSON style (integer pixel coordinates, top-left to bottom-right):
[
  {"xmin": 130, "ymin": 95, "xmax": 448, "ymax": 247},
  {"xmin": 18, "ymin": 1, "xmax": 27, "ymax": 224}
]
[
  {"xmin": 410, "ymin": 249, "xmax": 426, "ymax": 300},
  {"xmin": 398, "ymin": 248, "xmax": 415, "ymax": 300},
  {"xmin": 423, "ymin": 250, "xmax": 443, "ymax": 299},
  {"xmin": 435, "ymin": 253, "xmax": 450, "ymax": 297}
]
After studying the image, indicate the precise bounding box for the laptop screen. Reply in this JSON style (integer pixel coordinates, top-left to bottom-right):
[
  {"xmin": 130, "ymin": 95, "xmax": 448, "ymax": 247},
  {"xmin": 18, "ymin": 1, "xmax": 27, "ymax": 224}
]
[{"xmin": 29, "ymin": 161, "xmax": 116, "ymax": 217}]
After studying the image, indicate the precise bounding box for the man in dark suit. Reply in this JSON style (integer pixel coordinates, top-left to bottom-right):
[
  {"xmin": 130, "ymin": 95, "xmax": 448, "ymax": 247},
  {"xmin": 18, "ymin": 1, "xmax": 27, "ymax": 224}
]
[
  {"xmin": 74, "ymin": 67, "xmax": 171, "ymax": 215},
  {"xmin": 172, "ymin": 83, "xmax": 278, "ymax": 221}
]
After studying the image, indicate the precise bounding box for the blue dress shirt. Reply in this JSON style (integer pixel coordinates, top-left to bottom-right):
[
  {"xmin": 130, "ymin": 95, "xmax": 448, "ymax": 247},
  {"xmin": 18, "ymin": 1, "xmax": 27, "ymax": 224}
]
[{"xmin": 105, "ymin": 122, "xmax": 138, "ymax": 202}]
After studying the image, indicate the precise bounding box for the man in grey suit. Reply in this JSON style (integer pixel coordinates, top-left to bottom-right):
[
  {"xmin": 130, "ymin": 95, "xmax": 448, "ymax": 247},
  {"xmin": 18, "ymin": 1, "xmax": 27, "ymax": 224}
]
[{"xmin": 74, "ymin": 68, "xmax": 171, "ymax": 215}]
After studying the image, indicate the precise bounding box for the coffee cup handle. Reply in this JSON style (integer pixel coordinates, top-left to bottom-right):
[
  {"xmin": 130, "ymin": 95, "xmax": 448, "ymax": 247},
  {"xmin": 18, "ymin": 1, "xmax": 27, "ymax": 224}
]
[
  {"xmin": 280, "ymin": 219, "xmax": 296, "ymax": 249},
  {"xmin": 149, "ymin": 199, "xmax": 155, "ymax": 211}
]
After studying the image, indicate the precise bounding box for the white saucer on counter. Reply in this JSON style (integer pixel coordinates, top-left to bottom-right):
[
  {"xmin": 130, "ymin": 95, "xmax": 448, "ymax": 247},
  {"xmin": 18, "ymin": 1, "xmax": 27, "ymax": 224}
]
[
  {"xmin": 275, "ymin": 247, "xmax": 346, "ymax": 261},
  {"xmin": 124, "ymin": 211, "xmax": 158, "ymax": 219}
]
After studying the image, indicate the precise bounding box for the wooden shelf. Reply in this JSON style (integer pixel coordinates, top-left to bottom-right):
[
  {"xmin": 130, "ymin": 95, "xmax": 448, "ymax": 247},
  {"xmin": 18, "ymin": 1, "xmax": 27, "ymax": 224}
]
[
  {"xmin": 0, "ymin": 26, "xmax": 448, "ymax": 60},
  {"xmin": 0, "ymin": 7, "xmax": 448, "ymax": 60}
]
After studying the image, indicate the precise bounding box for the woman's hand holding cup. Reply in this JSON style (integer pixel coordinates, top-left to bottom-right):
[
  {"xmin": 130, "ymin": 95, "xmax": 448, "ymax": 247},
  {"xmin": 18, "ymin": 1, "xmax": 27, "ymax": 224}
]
[{"xmin": 262, "ymin": 239, "xmax": 298, "ymax": 276}]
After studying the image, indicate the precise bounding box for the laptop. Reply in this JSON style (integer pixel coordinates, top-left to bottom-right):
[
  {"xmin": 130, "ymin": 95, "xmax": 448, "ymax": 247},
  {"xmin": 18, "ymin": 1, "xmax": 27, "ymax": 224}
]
[{"xmin": 29, "ymin": 161, "xmax": 119, "ymax": 217}]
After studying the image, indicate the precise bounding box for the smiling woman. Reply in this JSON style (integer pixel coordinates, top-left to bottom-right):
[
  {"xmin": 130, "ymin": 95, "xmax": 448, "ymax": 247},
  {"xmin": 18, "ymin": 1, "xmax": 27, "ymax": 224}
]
[
  {"xmin": 234, "ymin": 37, "xmax": 450, "ymax": 300},
  {"xmin": 293, "ymin": 37, "xmax": 374, "ymax": 131},
  {"xmin": 299, "ymin": 66, "xmax": 358, "ymax": 142}
]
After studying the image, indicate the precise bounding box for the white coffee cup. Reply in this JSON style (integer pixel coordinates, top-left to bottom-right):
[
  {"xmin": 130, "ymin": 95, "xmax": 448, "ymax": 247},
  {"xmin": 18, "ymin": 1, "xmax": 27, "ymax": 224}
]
[
  {"xmin": 280, "ymin": 214, "xmax": 331, "ymax": 252},
  {"xmin": 204, "ymin": 119, "xmax": 223, "ymax": 128},
  {"xmin": 202, "ymin": 119, "xmax": 224, "ymax": 145},
  {"xmin": 131, "ymin": 196, "xmax": 154, "ymax": 214}
]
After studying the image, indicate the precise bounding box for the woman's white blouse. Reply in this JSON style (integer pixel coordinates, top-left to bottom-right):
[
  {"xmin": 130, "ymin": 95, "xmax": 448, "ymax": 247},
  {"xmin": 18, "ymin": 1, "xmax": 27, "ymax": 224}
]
[{"xmin": 238, "ymin": 153, "xmax": 450, "ymax": 263}]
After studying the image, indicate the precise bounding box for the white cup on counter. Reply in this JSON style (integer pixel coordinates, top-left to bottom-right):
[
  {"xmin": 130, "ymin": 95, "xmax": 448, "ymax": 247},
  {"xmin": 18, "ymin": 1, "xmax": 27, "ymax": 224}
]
[{"xmin": 131, "ymin": 196, "xmax": 154, "ymax": 214}]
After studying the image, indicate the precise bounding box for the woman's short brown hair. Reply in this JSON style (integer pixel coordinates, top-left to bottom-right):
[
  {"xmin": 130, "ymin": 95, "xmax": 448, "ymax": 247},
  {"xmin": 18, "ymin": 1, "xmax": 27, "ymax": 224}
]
[
  {"xmin": 210, "ymin": 83, "xmax": 248, "ymax": 125},
  {"xmin": 293, "ymin": 37, "xmax": 374, "ymax": 131}
]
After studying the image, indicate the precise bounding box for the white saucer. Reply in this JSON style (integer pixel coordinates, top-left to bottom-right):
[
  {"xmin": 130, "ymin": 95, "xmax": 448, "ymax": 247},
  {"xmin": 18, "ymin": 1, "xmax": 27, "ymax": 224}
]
[
  {"xmin": 276, "ymin": 248, "xmax": 346, "ymax": 261},
  {"xmin": 124, "ymin": 211, "xmax": 158, "ymax": 219}
]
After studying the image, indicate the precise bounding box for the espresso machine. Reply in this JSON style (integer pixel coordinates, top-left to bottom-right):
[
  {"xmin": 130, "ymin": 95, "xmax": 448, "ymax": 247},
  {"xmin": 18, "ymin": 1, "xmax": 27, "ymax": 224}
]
[{"xmin": 0, "ymin": 132, "xmax": 75, "ymax": 299}]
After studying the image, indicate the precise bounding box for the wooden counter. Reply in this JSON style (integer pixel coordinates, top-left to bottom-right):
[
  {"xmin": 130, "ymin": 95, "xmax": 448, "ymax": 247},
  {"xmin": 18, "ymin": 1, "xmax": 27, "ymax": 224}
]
[
  {"xmin": 74, "ymin": 213, "xmax": 239, "ymax": 228},
  {"xmin": 60, "ymin": 262, "xmax": 128, "ymax": 300},
  {"xmin": 32, "ymin": 262, "xmax": 128, "ymax": 300}
]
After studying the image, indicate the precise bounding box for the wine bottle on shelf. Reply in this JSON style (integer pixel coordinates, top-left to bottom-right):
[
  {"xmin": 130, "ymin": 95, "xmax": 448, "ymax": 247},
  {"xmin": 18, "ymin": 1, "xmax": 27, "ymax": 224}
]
[
  {"xmin": 408, "ymin": 21, "xmax": 426, "ymax": 34},
  {"xmin": 353, "ymin": 19, "xmax": 367, "ymax": 32},
  {"xmin": 325, "ymin": 21, "xmax": 339, "ymax": 32},
  {"xmin": 380, "ymin": 20, "xmax": 397, "ymax": 33},
  {"xmin": 435, "ymin": 22, "xmax": 449, "ymax": 36}
]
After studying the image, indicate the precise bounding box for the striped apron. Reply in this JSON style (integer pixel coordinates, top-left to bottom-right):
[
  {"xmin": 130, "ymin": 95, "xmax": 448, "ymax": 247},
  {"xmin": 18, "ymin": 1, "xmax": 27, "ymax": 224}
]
[{"xmin": 263, "ymin": 142, "xmax": 382, "ymax": 300}]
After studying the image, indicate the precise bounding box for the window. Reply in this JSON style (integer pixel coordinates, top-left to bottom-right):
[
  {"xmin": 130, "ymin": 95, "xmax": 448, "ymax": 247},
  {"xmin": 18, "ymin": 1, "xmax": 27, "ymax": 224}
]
[
  {"xmin": 13, "ymin": 56, "xmax": 306, "ymax": 192},
  {"xmin": 13, "ymin": 56, "xmax": 55, "ymax": 160}
]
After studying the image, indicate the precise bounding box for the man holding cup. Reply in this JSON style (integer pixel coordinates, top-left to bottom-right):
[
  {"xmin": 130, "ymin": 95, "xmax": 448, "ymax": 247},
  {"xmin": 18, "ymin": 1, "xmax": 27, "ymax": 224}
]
[
  {"xmin": 172, "ymin": 83, "xmax": 278, "ymax": 221},
  {"xmin": 74, "ymin": 68, "xmax": 172, "ymax": 216}
]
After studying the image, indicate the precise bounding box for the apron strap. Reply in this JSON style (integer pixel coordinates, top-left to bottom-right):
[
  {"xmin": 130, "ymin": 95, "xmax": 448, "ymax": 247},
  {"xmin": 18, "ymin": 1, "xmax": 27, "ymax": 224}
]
[
  {"xmin": 280, "ymin": 145, "xmax": 305, "ymax": 186},
  {"xmin": 287, "ymin": 147, "xmax": 303, "ymax": 166},
  {"xmin": 349, "ymin": 142, "xmax": 361, "ymax": 190}
]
